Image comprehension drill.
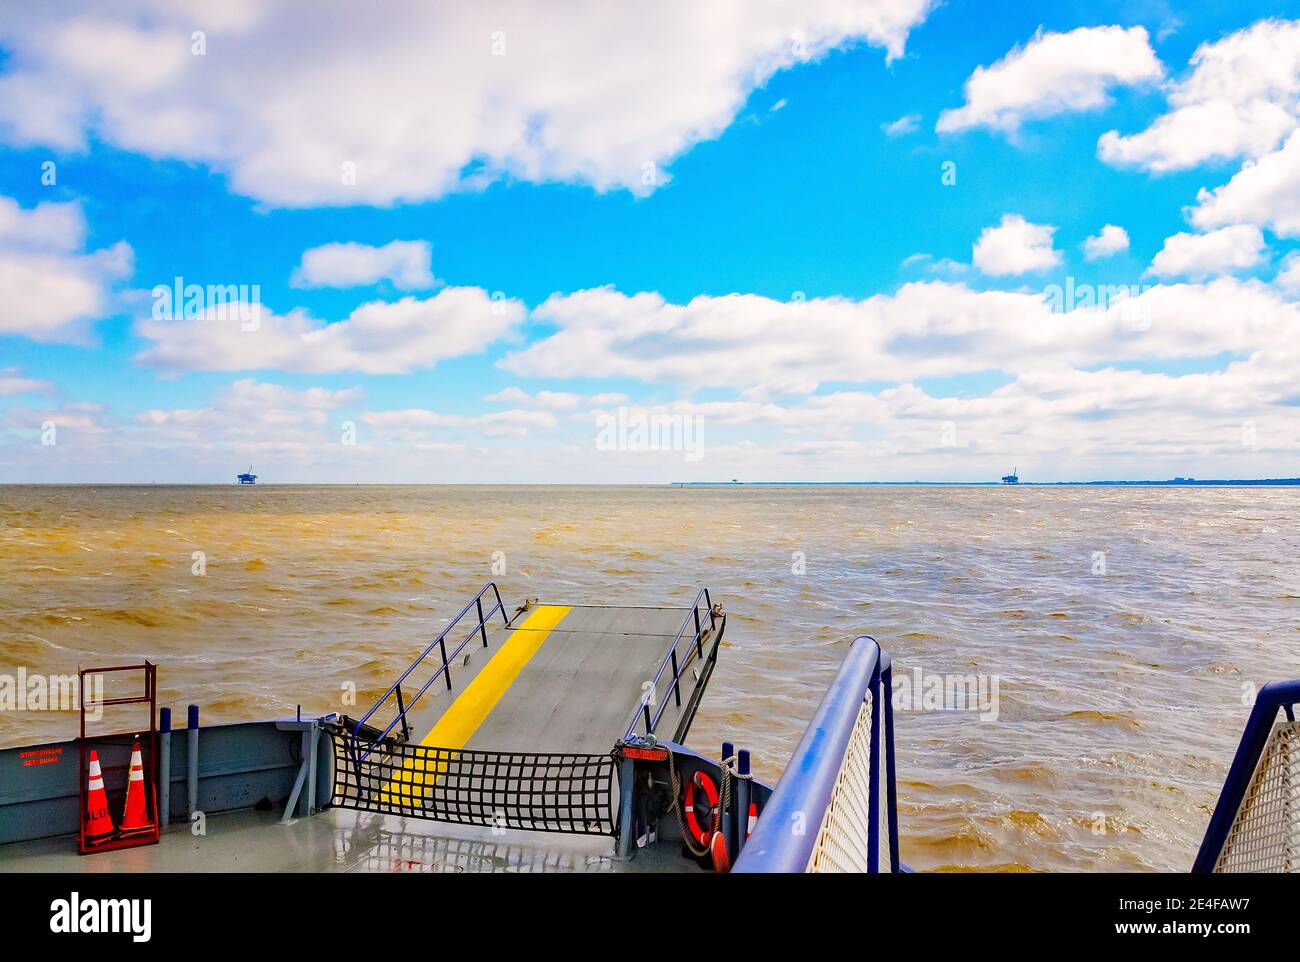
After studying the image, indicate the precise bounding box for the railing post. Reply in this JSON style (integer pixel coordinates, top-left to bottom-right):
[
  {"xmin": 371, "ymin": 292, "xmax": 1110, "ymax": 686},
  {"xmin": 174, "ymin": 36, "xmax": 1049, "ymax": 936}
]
[
  {"xmin": 882, "ymin": 662, "xmax": 899, "ymax": 872},
  {"xmin": 494, "ymin": 583, "xmax": 508, "ymax": 625},
  {"xmin": 477, "ymin": 596, "xmax": 488, "ymax": 647},
  {"xmin": 395, "ymin": 684, "xmax": 411, "ymax": 742},
  {"xmin": 186, "ymin": 704, "xmax": 200, "ymax": 822},
  {"xmin": 159, "ymin": 707, "xmax": 172, "ymax": 828},
  {"xmin": 439, "ymin": 635, "xmax": 451, "ymax": 690},
  {"xmin": 736, "ymin": 748, "xmax": 751, "ymax": 856},
  {"xmin": 867, "ymin": 667, "xmax": 881, "ymax": 874},
  {"xmin": 670, "ymin": 650, "xmax": 681, "ymax": 707}
]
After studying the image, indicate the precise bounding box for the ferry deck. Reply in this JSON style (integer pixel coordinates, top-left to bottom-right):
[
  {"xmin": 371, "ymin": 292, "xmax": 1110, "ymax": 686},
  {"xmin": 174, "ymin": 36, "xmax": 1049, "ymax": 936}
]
[{"xmin": 1, "ymin": 583, "xmax": 1296, "ymax": 874}]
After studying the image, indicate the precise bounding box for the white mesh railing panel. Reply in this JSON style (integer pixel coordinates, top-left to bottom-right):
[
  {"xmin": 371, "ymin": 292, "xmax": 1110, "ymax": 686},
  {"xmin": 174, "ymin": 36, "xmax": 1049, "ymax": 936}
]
[
  {"xmin": 807, "ymin": 691, "xmax": 888, "ymax": 872},
  {"xmin": 1214, "ymin": 719, "xmax": 1300, "ymax": 873}
]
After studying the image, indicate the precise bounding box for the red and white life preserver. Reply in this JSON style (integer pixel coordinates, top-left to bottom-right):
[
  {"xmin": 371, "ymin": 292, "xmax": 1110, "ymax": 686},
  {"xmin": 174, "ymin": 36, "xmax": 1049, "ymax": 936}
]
[{"xmin": 682, "ymin": 770, "xmax": 719, "ymax": 846}]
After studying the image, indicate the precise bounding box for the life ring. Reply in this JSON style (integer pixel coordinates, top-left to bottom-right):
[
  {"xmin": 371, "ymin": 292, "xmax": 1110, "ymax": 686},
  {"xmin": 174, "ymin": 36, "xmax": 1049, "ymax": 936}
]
[{"xmin": 683, "ymin": 770, "xmax": 719, "ymax": 845}]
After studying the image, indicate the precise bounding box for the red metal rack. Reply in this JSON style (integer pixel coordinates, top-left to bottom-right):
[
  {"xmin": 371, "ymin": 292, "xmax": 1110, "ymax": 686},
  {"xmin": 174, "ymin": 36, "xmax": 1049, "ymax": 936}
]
[{"xmin": 77, "ymin": 661, "xmax": 160, "ymax": 854}]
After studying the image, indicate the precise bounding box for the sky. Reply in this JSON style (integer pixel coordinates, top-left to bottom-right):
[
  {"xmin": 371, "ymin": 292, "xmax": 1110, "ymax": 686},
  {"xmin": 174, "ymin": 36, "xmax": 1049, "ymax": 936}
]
[{"xmin": 1, "ymin": 0, "xmax": 1298, "ymax": 483}]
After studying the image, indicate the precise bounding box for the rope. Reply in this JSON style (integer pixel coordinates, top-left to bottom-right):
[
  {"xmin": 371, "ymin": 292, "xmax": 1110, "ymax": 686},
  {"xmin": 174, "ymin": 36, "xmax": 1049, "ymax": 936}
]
[{"xmin": 665, "ymin": 750, "xmax": 753, "ymax": 858}]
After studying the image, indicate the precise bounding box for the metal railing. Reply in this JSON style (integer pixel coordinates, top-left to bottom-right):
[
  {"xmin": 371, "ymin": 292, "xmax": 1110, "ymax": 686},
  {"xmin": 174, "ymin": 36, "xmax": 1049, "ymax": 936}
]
[
  {"xmin": 1193, "ymin": 679, "xmax": 1300, "ymax": 873},
  {"xmin": 353, "ymin": 583, "xmax": 508, "ymax": 751},
  {"xmin": 623, "ymin": 587, "xmax": 717, "ymax": 741},
  {"xmin": 733, "ymin": 636, "xmax": 900, "ymax": 873}
]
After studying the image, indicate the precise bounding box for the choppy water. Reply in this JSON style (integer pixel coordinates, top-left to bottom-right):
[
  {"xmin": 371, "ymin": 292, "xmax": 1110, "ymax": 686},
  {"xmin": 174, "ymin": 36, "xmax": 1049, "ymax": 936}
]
[{"xmin": 1, "ymin": 484, "xmax": 1297, "ymax": 871}]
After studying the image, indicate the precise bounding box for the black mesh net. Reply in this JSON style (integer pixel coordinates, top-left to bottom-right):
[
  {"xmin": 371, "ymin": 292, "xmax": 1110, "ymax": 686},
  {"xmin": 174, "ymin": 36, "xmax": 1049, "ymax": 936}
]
[{"xmin": 328, "ymin": 726, "xmax": 616, "ymax": 836}]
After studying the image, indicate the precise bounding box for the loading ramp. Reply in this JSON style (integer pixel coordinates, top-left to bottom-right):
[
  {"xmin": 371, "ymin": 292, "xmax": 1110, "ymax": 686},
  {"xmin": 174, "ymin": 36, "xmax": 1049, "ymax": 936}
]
[{"xmin": 329, "ymin": 585, "xmax": 724, "ymax": 839}]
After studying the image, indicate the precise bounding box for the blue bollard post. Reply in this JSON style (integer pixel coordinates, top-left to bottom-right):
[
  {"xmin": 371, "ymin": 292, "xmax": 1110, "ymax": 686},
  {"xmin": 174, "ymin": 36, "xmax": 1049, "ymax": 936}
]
[
  {"xmin": 736, "ymin": 749, "xmax": 751, "ymax": 855},
  {"xmin": 159, "ymin": 707, "xmax": 172, "ymax": 828},
  {"xmin": 186, "ymin": 705, "xmax": 199, "ymax": 821}
]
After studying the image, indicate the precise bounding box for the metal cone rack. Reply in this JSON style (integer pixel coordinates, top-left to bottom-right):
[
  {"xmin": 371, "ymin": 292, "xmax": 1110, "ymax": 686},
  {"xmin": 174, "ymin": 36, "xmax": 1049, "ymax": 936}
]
[{"xmin": 77, "ymin": 661, "xmax": 160, "ymax": 854}]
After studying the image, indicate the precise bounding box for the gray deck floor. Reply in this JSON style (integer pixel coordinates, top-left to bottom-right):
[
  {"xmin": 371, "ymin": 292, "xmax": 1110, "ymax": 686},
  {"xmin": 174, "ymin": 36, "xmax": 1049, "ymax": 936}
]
[
  {"xmin": 0, "ymin": 807, "xmax": 701, "ymax": 873},
  {"xmin": 393, "ymin": 603, "xmax": 693, "ymax": 754},
  {"xmin": 468, "ymin": 605, "xmax": 690, "ymax": 753}
]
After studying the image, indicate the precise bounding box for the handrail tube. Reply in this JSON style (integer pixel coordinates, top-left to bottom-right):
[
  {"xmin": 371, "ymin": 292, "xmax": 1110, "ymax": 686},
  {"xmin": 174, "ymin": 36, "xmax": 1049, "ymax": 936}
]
[
  {"xmin": 1192, "ymin": 679, "xmax": 1300, "ymax": 873},
  {"xmin": 359, "ymin": 597, "xmax": 503, "ymax": 739},
  {"xmin": 364, "ymin": 604, "xmax": 503, "ymax": 745},
  {"xmin": 648, "ymin": 632, "xmax": 706, "ymax": 733},
  {"xmin": 629, "ymin": 587, "xmax": 715, "ymax": 738},
  {"xmin": 733, "ymin": 636, "xmax": 883, "ymax": 873},
  {"xmin": 354, "ymin": 583, "xmax": 507, "ymax": 740}
]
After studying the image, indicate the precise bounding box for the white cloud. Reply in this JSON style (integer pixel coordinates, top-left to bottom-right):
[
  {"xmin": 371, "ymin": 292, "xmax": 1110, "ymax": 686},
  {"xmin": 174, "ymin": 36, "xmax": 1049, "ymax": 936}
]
[
  {"xmin": 900, "ymin": 253, "xmax": 971, "ymax": 278},
  {"xmin": 937, "ymin": 26, "xmax": 1162, "ymax": 134},
  {"xmin": 0, "ymin": 1, "xmax": 935, "ymax": 208},
  {"xmin": 138, "ymin": 379, "xmax": 362, "ymax": 429},
  {"xmin": 1082, "ymin": 224, "xmax": 1130, "ymax": 260},
  {"xmin": 1099, "ymin": 18, "xmax": 1300, "ymax": 172},
  {"xmin": 219, "ymin": 378, "xmax": 363, "ymax": 412},
  {"xmin": 11, "ymin": 341, "xmax": 1300, "ymax": 481},
  {"xmin": 972, "ymin": 214, "xmax": 1061, "ymax": 276},
  {"xmin": 501, "ymin": 278, "xmax": 1299, "ymax": 394},
  {"xmin": 479, "ymin": 409, "xmax": 558, "ymax": 438},
  {"xmin": 882, "ymin": 113, "xmax": 921, "ymax": 137},
  {"xmin": 1189, "ymin": 128, "xmax": 1300, "ymax": 237},
  {"xmin": 1277, "ymin": 252, "xmax": 1300, "ymax": 294},
  {"xmin": 484, "ymin": 387, "xmax": 629, "ymax": 410},
  {"xmin": 0, "ymin": 196, "xmax": 132, "ymax": 343},
  {"xmin": 1146, "ymin": 225, "xmax": 1267, "ymax": 279},
  {"xmin": 0, "ymin": 368, "xmax": 56, "ymax": 397},
  {"xmin": 134, "ymin": 286, "xmax": 524, "ymax": 374},
  {"xmin": 0, "ymin": 197, "xmax": 86, "ymax": 251},
  {"xmin": 122, "ymin": 379, "xmax": 372, "ymax": 477},
  {"xmin": 360, "ymin": 406, "xmax": 557, "ymax": 439},
  {"xmin": 291, "ymin": 240, "xmax": 438, "ymax": 290},
  {"xmin": 3, "ymin": 401, "xmax": 111, "ymax": 436}
]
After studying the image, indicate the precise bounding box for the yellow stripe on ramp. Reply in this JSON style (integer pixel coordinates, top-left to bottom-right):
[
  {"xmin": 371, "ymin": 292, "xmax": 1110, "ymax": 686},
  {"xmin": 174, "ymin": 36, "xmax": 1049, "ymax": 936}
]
[{"xmin": 378, "ymin": 604, "xmax": 571, "ymax": 802}]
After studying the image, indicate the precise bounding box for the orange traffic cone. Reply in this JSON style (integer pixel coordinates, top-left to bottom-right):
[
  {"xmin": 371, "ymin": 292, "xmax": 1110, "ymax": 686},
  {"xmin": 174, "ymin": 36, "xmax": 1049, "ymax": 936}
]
[
  {"xmin": 709, "ymin": 830, "xmax": 731, "ymax": 873},
  {"xmin": 84, "ymin": 750, "xmax": 115, "ymax": 842},
  {"xmin": 119, "ymin": 737, "xmax": 154, "ymax": 836}
]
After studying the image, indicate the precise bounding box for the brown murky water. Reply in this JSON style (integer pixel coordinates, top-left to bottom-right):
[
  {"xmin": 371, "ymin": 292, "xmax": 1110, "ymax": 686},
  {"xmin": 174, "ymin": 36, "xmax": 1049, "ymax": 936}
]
[{"xmin": 1, "ymin": 484, "xmax": 1296, "ymax": 871}]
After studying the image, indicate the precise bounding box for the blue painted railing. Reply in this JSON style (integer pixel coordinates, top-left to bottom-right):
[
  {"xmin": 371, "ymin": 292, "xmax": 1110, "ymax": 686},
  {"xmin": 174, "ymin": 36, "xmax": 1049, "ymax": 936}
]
[
  {"xmin": 1192, "ymin": 678, "xmax": 1300, "ymax": 873},
  {"xmin": 624, "ymin": 587, "xmax": 717, "ymax": 740},
  {"xmin": 734, "ymin": 636, "xmax": 900, "ymax": 873},
  {"xmin": 353, "ymin": 583, "xmax": 508, "ymax": 750}
]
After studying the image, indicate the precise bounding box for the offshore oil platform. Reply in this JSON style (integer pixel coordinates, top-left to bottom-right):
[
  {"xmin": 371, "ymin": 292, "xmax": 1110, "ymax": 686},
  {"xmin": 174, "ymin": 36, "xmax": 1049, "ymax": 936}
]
[{"xmin": 0, "ymin": 583, "xmax": 1294, "ymax": 873}]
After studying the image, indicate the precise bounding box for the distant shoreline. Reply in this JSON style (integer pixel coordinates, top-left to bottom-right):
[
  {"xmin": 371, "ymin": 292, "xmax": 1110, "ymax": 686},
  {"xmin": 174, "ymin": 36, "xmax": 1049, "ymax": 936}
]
[{"xmin": 669, "ymin": 479, "xmax": 1300, "ymax": 487}]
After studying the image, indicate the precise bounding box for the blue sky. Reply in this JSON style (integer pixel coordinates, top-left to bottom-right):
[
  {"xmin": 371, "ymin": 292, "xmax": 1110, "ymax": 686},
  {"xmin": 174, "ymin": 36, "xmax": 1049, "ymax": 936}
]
[{"xmin": 1, "ymin": 1, "xmax": 1297, "ymax": 482}]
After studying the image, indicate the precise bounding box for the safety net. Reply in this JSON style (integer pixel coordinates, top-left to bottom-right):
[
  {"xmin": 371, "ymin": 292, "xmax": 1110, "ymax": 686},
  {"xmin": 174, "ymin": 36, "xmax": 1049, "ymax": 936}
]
[
  {"xmin": 327, "ymin": 726, "xmax": 617, "ymax": 837},
  {"xmin": 806, "ymin": 691, "xmax": 892, "ymax": 873},
  {"xmin": 1214, "ymin": 719, "xmax": 1300, "ymax": 873}
]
